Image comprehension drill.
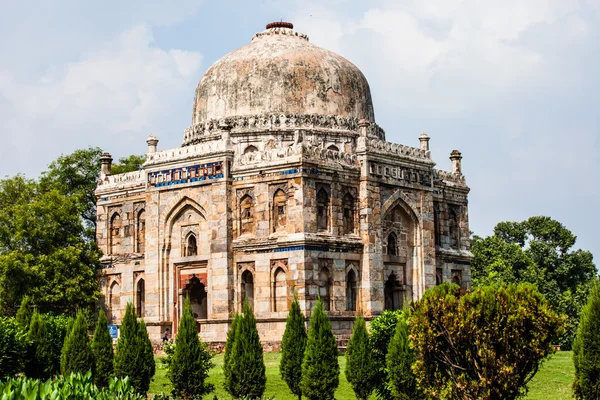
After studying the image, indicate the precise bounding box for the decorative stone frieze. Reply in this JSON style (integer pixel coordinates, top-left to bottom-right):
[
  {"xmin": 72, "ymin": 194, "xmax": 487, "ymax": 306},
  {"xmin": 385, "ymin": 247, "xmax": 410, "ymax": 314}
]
[
  {"xmin": 366, "ymin": 138, "xmax": 432, "ymax": 163},
  {"xmin": 96, "ymin": 170, "xmax": 145, "ymax": 192}
]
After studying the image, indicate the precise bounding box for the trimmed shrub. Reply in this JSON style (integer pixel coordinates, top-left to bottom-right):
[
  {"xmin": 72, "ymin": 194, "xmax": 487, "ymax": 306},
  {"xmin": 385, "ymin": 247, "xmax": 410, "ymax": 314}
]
[
  {"xmin": 168, "ymin": 296, "xmax": 214, "ymax": 399},
  {"xmin": 0, "ymin": 317, "xmax": 28, "ymax": 379},
  {"xmin": 223, "ymin": 312, "xmax": 241, "ymax": 394},
  {"xmin": 91, "ymin": 309, "xmax": 114, "ymax": 388},
  {"xmin": 60, "ymin": 309, "xmax": 93, "ymax": 375},
  {"xmin": 41, "ymin": 314, "xmax": 70, "ymax": 375},
  {"xmin": 226, "ymin": 300, "xmax": 266, "ymax": 399},
  {"xmin": 114, "ymin": 303, "xmax": 155, "ymax": 396},
  {"xmin": 280, "ymin": 297, "xmax": 307, "ymax": 400},
  {"xmin": 410, "ymin": 283, "xmax": 565, "ymax": 400},
  {"xmin": 345, "ymin": 317, "xmax": 377, "ymax": 400},
  {"xmin": 369, "ymin": 309, "xmax": 403, "ymax": 399},
  {"xmin": 15, "ymin": 296, "xmax": 32, "ymax": 329},
  {"xmin": 25, "ymin": 311, "xmax": 54, "ymax": 379},
  {"xmin": 301, "ymin": 298, "xmax": 339, "ymax": 400},
  {"xmin": 386, "ymin": 310, "xmax": 421, "ymax": 399},
  {"xmin": 573, "ymin": 279, "xmax": 600, "ymax": 399}
]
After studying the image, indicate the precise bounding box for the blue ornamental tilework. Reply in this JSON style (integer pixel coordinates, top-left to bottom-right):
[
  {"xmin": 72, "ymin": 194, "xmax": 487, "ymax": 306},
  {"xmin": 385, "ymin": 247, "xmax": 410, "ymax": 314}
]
[
  {"xmin": 274, "ymin": 245, "xmax": 350, "ymax": 253},
  {"xmin": 148, "ymin": 161, "xmax": 224, "ymax": 188}
]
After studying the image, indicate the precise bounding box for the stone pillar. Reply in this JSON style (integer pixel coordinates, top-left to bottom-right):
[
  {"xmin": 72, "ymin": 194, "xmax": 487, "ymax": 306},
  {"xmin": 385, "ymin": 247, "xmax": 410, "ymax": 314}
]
[
  {"xmin": 146, "ymin": 135, "xmax": 159, "ymax": 154},
  {"xmin": 419, "ymin": 132, "xmax": 430, "ymax": 151},
  {"xmin": 358, "ymin": 119, "xmax": 369, "ymax": 137},
  {"xmin": 450, "ymin": 150, "xmax": 463, "ymax": 175},
  {"xmin": 100, "ymin": 152, "xmax": 112, "ymax": 177}
]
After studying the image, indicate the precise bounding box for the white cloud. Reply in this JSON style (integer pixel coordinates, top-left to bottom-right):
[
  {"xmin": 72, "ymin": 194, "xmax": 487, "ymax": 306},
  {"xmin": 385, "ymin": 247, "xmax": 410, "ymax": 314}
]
[{"xmin": 0, "ymin": 24, "xmax": 202, "ymax": 176}]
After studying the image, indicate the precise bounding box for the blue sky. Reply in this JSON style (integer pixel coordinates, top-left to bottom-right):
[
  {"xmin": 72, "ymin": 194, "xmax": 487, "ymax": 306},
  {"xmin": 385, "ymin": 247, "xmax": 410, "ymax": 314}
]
[{"xmin": 0, "ymin": 0, "xmax": 598, "ymax": 260}]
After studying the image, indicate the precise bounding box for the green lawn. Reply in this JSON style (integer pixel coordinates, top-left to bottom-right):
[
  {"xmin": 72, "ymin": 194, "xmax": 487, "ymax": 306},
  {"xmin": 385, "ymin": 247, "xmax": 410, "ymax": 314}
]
[{"xmin": 149, "ymin": 351, "xmax": 575, "ymax": 399}]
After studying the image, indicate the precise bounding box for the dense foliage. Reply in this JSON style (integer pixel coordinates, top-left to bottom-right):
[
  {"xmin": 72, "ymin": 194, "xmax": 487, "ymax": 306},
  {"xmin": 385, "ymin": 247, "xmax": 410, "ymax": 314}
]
[
  {"xmin": 301, "ymin": 298, "xmax": 339, "ymax": 400},
  {"xmin": 92, "ymin": 309, "xmax": 114, "ymax": 388},
  {"xmin": 226, "ymin": 300, "xmax": 266, "ymax": 399},
  {"xmin": 0, "ymin": 317, "xmax": 28, "ymax": 379},
  {"xmin": 280, "ymin": 297, "xmax": 307, "ymax": 400},
  {"xmin": 25, "ymin": 311, "xmax": 54, "ymax": 380},
  {"xmin": 114, "ymin": 303, "xmax": 155, "ymax": 396},
  {"xmin": 110, "ymin": 154, "xmax": 145, "ymax": 175},
  {"xmin": 386, "ymin": 311, "xmax": 421, "ymax": 399},
  {"xmin": 369, "ymin": 309, "xmax": 403, "ymax": 399},
  {"xmin": 0, "ymin": 371, "xmax": 145, "ymax": 399},
  {"xmin": 471, "ymin": 217, "xmax": 596, "ymax": 348},
  {"xmin": 410, "ymin": 283, "xmax": 565, "ymax": 400},
  {"xmin": 61, "ymin": 310, "xmax": 93, "ymax": 376},
  {"xmin": 168, "ymin": 297, "xmax": 214, "ymax": 399},
  {"xmin": 41, "ymin": 313, "xmax": 71, "ymax": 376},
  {"xmin": 573, "ymin": 279, "xmax": 600, "ymax": 399},
  {"xmin": 345, "ymin": 317, "xmax": 377, "ymax": 400}
]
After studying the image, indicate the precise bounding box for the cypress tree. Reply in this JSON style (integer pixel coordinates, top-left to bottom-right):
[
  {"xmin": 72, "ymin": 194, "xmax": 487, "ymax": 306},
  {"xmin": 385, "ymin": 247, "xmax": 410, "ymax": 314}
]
[
  {"xmin": 280, "ymin": 297, "xmax": 307, "ymax": 400},
  {"xmin": 573, "ymin": 280, "xmax": 600, "ymax": 399},
  {"xmin": 16, "ymin": 296, "xmax": 32, "ymax": 329},
  {"xmin": 60, "ymin": 309, "xmax": 93, "ymax": 375},
  {"xmin": 91, "ymin": 309, "xmax": 114, "ymax": 388},
  {"xmin": 227, "ymin": 299, "xmax": 266, "ymax": 399},
  {"xmin": 386, "ymin": 312, "xmax": 421, "ymax": 400},
  {"xmin": 25, "ymin": 311, "xmax": 53, "ymax": 379},
  {"xmin": 114, "ymin": 303, "xmax": 155, "ymax": 396},
  {"xmin": 169, "ymin": 296, "xmax": 214, "ymax": 399},
  {"xmin": 223, "ymin": 312, "xmax": 241, "ymax": 394},
  {"xmin": 345, "ymin": 317, "xmax": 377, "ymax": 400},
  {"xmin": 301, "ymin": 298, "xmax": 339, "ymax": 400}
]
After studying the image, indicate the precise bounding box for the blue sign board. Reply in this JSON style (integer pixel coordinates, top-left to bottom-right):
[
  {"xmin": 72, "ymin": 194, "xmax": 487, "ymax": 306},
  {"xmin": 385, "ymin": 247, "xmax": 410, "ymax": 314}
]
[{"xmin": 108, "ymin": 325, "xmax": 118, "ymax": 339}]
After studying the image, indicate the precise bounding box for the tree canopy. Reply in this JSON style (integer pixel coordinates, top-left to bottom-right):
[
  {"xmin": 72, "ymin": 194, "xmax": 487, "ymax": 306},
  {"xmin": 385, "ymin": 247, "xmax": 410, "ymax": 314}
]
[{"xmin": 471, "ymin": 216, "xmax": 596, "ymax": 348}]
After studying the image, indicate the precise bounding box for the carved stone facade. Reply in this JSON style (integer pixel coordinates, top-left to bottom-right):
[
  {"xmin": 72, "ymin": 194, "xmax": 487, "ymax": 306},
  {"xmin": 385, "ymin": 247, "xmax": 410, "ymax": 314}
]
[{"xmin": 96, "ymin": 22, "xmax": 472, "ymax": 344}]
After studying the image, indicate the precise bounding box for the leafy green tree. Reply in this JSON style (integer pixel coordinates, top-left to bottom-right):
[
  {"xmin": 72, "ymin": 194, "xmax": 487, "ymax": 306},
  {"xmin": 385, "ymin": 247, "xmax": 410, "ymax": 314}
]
[
  {"xmin": 471, "ymin": 217, "xmax": 596, "ymax": 348},
  {"xmin": 25, "ymin": 311, "xmax": 54, "ymax": 379},
  {"xmin": 345, "ymin": 317, "xmax": 377, "ymax": 400},
  {"xmin": 226, "ymin": 300, "xmax": 266, "ymax": 399},
  {"xmin": 301, "ymin": 298, "xmax": 339, "ymax": 400},
  {"xmin": 410, "ymin": 283, "xmax": 565, "ymax": 400},
  {"xmin": 111, "ymin": 155, "xmax": 146, "ymax": 175},
  {"xmin": 386, "ymin": 311, "xmax": 421, "ymax": 400},
  {"xmin": 60, "ymin": 310, "xmax": 93, "ymax": 375},
  {"xmin": 91, "ymin": 309, "xmax": 114, "ymax": 388},
  {"xmin": 114, "ymin": 303, "xmax": 155, "ymax": 396},
  {"xmin": 0, "ymin": 317, "xmax": 29, "ymax": 379},
  {"xmin": 573, "ymin": 279, "xmax": 600, "ymax": 399},
  {"xmin": 280, "ymin": 297, "xmax": 307, "ymax": 400},
  {"xmin": 369, "ymin": 309, "xmax": 403, "ymax": 399},
  {"xmin": 168, "ymin": 297, "xmax": 214, "ymax": 399},
  {"xmin": 223, "ymin": 312, "xmax": 241, "ymax": 394}
]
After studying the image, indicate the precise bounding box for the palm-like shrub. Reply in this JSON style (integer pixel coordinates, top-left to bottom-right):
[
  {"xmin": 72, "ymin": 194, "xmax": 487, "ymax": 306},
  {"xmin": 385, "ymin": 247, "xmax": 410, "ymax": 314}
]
[{"xmin": 60, "ymin": 310, "xmax": 93, "ymax": 375}]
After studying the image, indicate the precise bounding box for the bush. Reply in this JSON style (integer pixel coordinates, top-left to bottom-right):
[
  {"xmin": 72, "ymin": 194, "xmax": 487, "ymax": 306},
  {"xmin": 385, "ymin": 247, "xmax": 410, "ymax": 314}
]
[
  {"xmin": 61, "ymin": 309, "xmax": 93, "ymax": 375},
  {"xmin": 15, "ymin": 295, "xmax": 32, "ymax": 328},
  {"xmin": 369, "ymin": 309, "xmax": 403, "ymax": 399},
  {"xmin": 114, "ymin": 303, "xmax": 155, "ymax": 396},
  {"xmin": 223, "ymin": 312, "xmax": 241, "ymax": 394},
  {"xmin": 168, "ymin": 296, "xmax": 214, "ymax": 399},
  {"xmin": 25, "ymin": 311, "xmax": 54, "ymax": 379},
  {"xmin": 41, "ymin": 313, "xmax": 71, "ymax": 375},
  {"xmin": 0, "ymin": 317, "xmax": 28, "ymax": 379},
  {"xmin": 280, "ymin": 297, "xmax": 307, "ymax": 400},
  {"xmin": 226, "ymin": 300, "xmax": 266, "ymax": 399},
  {"xmin": 345, "ymin": 317, "xmax": 377, "ymax": 400},
  {"xmin": 386, "ymin": 310, "xmax": 421, "ymax": 399},
  {"xmin": 92, "ymin": 309, "xmax": 114, "ymax": 388},
  {"xmin": 410, "ymin": 283, "xmax": 565, "ymax": 400},
  {"xmin": 573, "ymin": 279, "xmax": 600, "ymax": 399},
  {"xmin": 301, "ymin": 298, "xmax": 339, "ymax": 400}
]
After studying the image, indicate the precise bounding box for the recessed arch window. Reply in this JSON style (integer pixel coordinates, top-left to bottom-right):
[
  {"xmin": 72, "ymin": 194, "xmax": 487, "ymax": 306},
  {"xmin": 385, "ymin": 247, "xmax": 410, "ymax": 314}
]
[
  {"xmin": 244, "ymin": 145, "xmax": 258, "ymax": 154},
  {"xmin": 273, "ymin": 268, "xmax": 287, "ymax": 312},
  {"xmin": 241, "ymin": 270, "xmax": 254, "ymax": 310},
  {"xmin": 346, "ymin": 269, "xmax": 357, "ymax": 312},
  {"xmin": 239, "ymin": 194, "xmax": 255, "ymax": 235},
  {"xmin": 136, "ymin": 209, "xmax": 146, "ymax": 253},
  {"xmin": 316, "ymin": 187, "xmax": 330, "ymax": 232},
  {"xmin": 387, "ymin": 232, "xmax": 398, "ymax": 256},
  {"xmin": 110, "ymin": 213, "xmax": 121, "ymax": 254},
  {"xmin": 273, "ymin": 189, "xmax": 287, "ymax": 233},
  {"xmin": 327, "ymin": 145, "xmax": 339, "ymax": 152},
  {"xmin": 109, "ymin": 280, "xmax": 121, "ymax": 321},
  {"xmin": 384, "ymin": 273, "xmax": 403, "ymax": 311},
  {"xmin": 136, "ymin": 278, "xmax": 145, "ymax": 317},
  {"xmin": 343, "ymin": 193, "xmax": 355, "ymax": 234},
  {"xmin": 319, "ymin": 267, "xmax": 331, "ymax": 311},
  {"xmin": 185, "ymin": 233, "xmax": 198, "ymax": 257}
]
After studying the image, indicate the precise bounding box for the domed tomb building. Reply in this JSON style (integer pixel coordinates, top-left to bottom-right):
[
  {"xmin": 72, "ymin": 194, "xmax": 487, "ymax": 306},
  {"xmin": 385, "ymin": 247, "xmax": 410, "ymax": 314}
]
[{"xmin": 96, "ymin": 22, "xmax": 472, "ymax": 343}]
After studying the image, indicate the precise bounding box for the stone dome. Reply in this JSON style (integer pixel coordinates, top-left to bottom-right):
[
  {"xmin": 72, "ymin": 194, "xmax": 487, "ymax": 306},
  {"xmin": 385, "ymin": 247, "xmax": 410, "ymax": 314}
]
[{"xmin": 191, "ymin": 22, "xmax": 375, "ymax": 125}]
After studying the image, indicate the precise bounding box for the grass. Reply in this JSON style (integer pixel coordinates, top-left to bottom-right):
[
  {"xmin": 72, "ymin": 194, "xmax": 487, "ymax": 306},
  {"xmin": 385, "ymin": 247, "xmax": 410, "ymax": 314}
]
[{"xmin": 149, "ymin": 351, "xmax": 575, "ymax": 399}]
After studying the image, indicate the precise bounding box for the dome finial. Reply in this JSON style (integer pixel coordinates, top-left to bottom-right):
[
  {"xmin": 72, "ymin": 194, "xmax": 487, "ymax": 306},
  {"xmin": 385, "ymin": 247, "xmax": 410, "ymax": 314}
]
[{"xmin": 266, "ymin": 21, "xmax": 293, "ymax": 29}]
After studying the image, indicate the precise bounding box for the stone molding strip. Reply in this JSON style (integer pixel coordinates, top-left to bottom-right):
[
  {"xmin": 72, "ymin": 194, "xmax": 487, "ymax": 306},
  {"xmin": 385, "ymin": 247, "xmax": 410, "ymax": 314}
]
[{"xmin": 434, "ymin": 168, "xmax": 467, "ymax": 186}]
